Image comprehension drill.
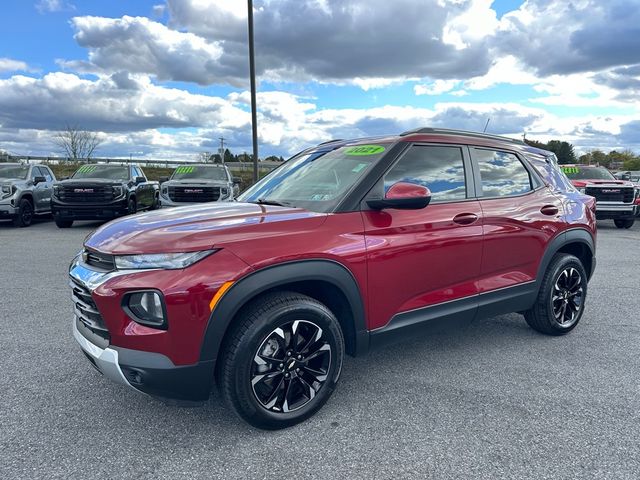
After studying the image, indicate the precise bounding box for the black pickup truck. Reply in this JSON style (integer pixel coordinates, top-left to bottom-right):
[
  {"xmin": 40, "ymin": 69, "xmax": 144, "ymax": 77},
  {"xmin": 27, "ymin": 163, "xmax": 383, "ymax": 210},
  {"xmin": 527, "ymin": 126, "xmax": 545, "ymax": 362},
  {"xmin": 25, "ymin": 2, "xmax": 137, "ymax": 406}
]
[{"xmin": 51, "ymin": 164, "xmax": 160, "ymax": 228}]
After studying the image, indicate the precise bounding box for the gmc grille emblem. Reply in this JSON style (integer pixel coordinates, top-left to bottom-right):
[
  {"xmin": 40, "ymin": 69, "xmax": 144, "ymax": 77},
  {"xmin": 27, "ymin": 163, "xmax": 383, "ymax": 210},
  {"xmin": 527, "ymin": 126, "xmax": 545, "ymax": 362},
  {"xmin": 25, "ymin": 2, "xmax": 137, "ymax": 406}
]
[
  {"xmin": 601, "ymin": 189, "xmax": 620, "ymax": 193},
  {"xmin": 184, "ymin": 189, "xmax": 203, "ymax": 193},
  {"xmin": 74, "ymin": 188, "xmax": 94, "ymax": 193}
]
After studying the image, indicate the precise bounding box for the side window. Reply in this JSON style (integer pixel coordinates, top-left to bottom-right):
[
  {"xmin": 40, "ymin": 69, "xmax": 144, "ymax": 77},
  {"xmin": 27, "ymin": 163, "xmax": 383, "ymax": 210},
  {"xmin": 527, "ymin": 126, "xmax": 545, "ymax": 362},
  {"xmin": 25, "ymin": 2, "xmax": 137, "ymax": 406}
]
[
  {"xmin": 474, "ymin": 149, "xmax": 532, "ymax": 197},
  {"xmin": 30, "ymin": 166, "xmax": 39, "ymax": 180},
  {"xmin": 37, "ymin": 166, "xmax": 53, "ymax": 182},
  {"xmin": 384, "ymin": 145, "xmax": 467, "ymax": 202}
]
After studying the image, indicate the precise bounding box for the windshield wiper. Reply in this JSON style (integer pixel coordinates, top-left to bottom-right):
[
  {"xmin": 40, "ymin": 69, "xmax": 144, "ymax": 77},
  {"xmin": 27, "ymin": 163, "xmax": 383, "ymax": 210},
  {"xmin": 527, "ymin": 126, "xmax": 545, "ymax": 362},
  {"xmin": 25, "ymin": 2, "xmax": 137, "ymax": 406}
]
[{"xmin": 254, "ymin": 198, "xmax": 294, "ymax": 207}]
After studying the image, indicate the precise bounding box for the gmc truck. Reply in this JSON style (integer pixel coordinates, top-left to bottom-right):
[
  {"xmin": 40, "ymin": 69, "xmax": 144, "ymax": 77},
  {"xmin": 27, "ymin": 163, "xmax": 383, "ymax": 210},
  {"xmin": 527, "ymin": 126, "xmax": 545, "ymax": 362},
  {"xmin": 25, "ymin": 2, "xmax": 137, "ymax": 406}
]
[
  {"xmin": 561, "ymin": 165, "xmax": 638, "ymax": 228},
  {"xmin": 160, "ymin": 164, "xmax": 240, "ymax": 207},
  {"xmin": 0, "ymin": 163, "xmax": 57, "ymax": 227},
  {"xmin": 51, "ymin": 164, "xmax": 159, "ymax": 228}
]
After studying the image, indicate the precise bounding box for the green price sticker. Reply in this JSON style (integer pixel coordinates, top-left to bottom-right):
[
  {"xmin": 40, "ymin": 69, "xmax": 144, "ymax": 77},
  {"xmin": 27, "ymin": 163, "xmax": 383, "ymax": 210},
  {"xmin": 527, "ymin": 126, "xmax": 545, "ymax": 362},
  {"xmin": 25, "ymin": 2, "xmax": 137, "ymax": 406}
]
[
  {"xmin": 344, "ymin": 145, "xmax": 386, "ymax": 156},
  {"xmin": 561, "ymin": 167, "xmax": 579, "ymax": 174},
  {"xmin": 77, "ymin": 165, "xmax": 96, "ymax": 173},
  {"xmin": 176, "ymin": 166, "xmax": 195, "ymax": 174}
]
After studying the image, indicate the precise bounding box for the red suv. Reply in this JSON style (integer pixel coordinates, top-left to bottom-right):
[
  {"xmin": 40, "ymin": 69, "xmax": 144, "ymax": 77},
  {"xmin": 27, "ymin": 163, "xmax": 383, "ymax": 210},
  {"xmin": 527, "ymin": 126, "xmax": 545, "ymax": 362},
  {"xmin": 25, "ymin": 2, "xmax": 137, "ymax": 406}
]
[{"xmin": 70, "ymin": 128, "xmax": 597, "ymax": 429}]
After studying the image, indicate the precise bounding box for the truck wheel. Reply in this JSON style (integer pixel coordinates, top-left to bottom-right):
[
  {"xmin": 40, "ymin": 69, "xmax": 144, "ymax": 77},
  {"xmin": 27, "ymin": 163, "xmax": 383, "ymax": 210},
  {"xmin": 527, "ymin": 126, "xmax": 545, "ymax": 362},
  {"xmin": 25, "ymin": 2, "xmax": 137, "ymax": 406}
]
[
  {"xmin": 12, "ymin": 198, "xmax": 34, "ymax": 227},
  {"xmin": 150, "ymin": 194, "xmax": 160, "ymax": 210},
  {"xmin": 217, "ymin": 291, "xmax": 344, "ymax": 430},
  {"xmin": 524, "ymin": 253, "xmax": 587, "ymax": 335},
  {"xmin": 128, "ymin": 198, "xmax": 137, "ymax": 214},
  {"xmin": 55, "ymin": 217, "xmax": 73, "ymax": 228},
  {"xmin": 614, "ymin": 218, "xmax": 634, "ymax": 229}
]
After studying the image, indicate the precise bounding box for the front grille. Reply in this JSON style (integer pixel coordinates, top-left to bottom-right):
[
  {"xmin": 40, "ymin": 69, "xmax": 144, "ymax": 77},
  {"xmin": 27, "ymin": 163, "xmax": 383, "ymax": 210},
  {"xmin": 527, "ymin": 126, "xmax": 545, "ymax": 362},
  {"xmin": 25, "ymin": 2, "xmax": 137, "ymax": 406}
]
[
  {"xmin": 168, "ymin": 186, "xmax": 221, "ymax": 203},
  {"xmin": 70, "ymin": 278, "xmax": 110, "ymax": 343},
  {"xmin": 585, "ymin": 186, "xmax": 635, "ymax": 203},
  {"xmin": 58, "ymin": 185, "xmax": 115, "ymax": 203},
  {"xmin": 84, "ymin": 249, "xmax": 115, "ymax": 271}
]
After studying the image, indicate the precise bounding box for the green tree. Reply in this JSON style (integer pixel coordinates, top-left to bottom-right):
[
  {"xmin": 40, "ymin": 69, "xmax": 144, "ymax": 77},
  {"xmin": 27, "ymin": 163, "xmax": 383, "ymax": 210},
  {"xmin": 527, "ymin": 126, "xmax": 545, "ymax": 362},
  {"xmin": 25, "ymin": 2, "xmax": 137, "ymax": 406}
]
[
  {"xmin": 524, "ymin": 139, "xmax": 548, "ymax": 150},
  {"xmin": 579, "ymin": 149, "xmax": 608, "ymax": 166},
  {"xmin": 546, "ymin": 140, "xmax": 577, "ymax": 164},
  {"xmin": 622, "ymin": 157, "xmax": 640, "ymax": 171},
  {"xmin": 223, "ymin": 148, "xmax": 236, "ymax": 162}
]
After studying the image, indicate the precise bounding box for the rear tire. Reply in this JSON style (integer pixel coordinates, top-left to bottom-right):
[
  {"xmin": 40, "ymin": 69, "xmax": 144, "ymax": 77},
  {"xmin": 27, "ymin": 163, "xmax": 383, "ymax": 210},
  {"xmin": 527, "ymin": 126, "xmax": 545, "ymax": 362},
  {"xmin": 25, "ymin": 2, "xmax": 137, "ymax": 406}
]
[
  {"xmin": 524, "ymin": 253, "xmax": 587, "ymax": 335},
  {"xmin": 12, "ymin": 198, "xmax": 33, "ymax": 227},
  {"xmin": 614, "ymin": 218, "xmax": 634, "ymax": 229},
  {"xmin": 217, "ymin": 291, "xmax": 344, "ymax": 430},
  {"xmin": 54, "ymin": 217, "xmax": 73, "ymax": 228}
]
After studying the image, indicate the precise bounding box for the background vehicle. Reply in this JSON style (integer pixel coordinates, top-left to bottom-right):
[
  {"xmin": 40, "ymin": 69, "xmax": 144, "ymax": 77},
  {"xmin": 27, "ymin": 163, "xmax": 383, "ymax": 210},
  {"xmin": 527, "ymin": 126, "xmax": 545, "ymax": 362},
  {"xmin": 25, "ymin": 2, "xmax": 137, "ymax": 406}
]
[
  {"xmin": 51, "ymin": 164, "xmax": 159, "ymax": 228},
  {"xmin": 561, "ymin": 165, "xmax": 637, "ymax": 228},
  {"xmin": 70, "ymin": 128, "xmax": 597, "ymax": 429},
  {"xmin": 615, "ymin": 171, "xmax": 640, "ymax": 215},
  {"xmin": 0, "ymin": 163, "xmax": 56, "ymax": 227},
  {"xmin": 160, "ymin": 164, "xmax": 240, "ymax": 207}
]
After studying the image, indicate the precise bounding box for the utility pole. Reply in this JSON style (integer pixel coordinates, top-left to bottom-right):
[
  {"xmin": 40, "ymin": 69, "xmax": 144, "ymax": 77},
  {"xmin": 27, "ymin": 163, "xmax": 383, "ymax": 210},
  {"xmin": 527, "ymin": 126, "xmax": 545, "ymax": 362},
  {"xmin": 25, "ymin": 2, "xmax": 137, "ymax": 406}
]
[
  {"xmin": 247, "ymin": 0, "xmax": 259, "ymax": 182},
  {"xmin": 219, "ymin": 137, "xmax": 225, "ymax": 164}
]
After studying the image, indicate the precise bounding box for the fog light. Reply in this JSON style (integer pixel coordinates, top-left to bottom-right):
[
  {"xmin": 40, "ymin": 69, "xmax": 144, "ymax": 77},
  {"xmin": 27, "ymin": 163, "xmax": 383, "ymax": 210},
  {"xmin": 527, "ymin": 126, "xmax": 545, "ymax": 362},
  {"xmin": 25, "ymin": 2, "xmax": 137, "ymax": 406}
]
[{"xmin": 123, "ymin": 290, "xmax": 167, "ymax": 329}]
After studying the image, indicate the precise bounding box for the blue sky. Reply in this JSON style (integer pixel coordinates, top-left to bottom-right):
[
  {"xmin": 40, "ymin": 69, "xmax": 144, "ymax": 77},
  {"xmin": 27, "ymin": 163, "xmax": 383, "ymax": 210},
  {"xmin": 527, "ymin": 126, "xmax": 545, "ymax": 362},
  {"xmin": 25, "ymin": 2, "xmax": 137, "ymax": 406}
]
[{"xmin": 1, "ymin": 0, "xmax": 639, "ymax": 159}]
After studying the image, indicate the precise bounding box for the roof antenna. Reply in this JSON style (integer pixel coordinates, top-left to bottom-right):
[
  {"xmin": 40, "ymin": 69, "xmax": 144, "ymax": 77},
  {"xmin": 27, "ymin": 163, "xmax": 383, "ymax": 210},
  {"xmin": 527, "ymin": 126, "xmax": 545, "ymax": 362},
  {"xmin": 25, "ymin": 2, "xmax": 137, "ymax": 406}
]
[{"xmin": 483, "ymin": 118, "xmax": 491, "ymax": 133}]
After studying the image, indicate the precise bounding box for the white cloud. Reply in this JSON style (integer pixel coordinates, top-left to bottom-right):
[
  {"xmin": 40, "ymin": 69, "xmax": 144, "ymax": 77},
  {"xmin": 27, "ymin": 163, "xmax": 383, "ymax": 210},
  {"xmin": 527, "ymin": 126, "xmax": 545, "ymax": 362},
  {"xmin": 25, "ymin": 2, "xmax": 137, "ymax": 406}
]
[
  {"xmin": 35, "ymin": 0, "xmax": 74, "ymax": 13},
  {"xmin": 0, "ymin": 58, "xmax": 30, "ymax": 73},
  {"xmin": 415, "ymin": 80, "xmax": 460, "ymax": 96}
]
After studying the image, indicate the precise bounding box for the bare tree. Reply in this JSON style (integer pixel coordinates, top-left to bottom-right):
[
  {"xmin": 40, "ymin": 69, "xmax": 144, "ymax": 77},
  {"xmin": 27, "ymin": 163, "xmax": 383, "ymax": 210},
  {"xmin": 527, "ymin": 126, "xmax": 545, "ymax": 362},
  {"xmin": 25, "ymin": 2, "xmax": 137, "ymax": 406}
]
[{"xmin": 53, "ymin": 124, "xmax": 103, "ymax": 161}]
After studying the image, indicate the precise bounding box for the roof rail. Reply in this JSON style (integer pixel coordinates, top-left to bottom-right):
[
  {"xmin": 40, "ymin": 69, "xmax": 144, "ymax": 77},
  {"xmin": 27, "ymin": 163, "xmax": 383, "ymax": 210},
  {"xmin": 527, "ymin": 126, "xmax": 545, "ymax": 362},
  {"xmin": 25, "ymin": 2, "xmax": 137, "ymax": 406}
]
[
  {"xmin": 317, "ymin": 138, "xmax": 345, "ymax": 146},
  {"xmin": 399, "ymin": 127, "xmax": 526, "ymax": 145}
]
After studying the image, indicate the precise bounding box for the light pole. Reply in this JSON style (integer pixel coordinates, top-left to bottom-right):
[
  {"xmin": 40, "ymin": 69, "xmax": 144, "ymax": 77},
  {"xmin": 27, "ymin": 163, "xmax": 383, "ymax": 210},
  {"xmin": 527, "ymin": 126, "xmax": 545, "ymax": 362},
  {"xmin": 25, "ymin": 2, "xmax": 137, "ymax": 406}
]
[{"xmin": 247, "ymin": 0, "xmax": 259, "ymax": 182}]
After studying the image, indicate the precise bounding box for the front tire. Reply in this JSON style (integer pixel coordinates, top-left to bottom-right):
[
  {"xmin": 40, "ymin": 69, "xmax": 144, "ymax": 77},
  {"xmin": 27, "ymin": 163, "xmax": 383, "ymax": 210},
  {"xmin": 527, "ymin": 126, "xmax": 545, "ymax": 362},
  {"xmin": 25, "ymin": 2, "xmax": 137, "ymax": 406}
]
[
  {"xmin": 524, "ymin": 253, "xmax": 588, "ymax": 335},
  {"xmin": 614, "ymin": 218, "xmax": 634, "ymax": 229},
  {"xmin": 217, "ymin": 292, "xmax": 344, "ymax": 430},
  {"xmin": 54, "ymin": 217, "xmax": 73, "ymax": 228},
  {"xmin": 127, "ymin": 198, "xmax": 137, "ymax": 215},
  {"xmin": 12, "ymin": 198, "xmax": 33, "ymax": 227}
]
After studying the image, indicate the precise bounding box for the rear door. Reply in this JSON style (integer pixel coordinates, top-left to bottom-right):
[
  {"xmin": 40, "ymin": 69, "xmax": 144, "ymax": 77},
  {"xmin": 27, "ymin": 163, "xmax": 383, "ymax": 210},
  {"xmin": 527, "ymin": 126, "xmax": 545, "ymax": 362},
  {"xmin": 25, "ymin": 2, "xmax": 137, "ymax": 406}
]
[
  {"xmin": 363, "ymin": 144, "xmax": 483, "ymax": 331},
  {"xmin": 471, "ymin": 147, "xmax": 564, "ymax": 295}
]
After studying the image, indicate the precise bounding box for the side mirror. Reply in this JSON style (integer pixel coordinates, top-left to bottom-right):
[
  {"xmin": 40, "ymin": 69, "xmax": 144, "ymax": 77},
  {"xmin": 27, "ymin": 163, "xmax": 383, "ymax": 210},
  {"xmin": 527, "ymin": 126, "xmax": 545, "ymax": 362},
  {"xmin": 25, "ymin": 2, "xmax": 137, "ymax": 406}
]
[
  {"xmin": 33, "ymin": 176, "xmax": 47, "ymax": 185},
  {"xmin": 233, "ymin": 176, "xmax": 242, "ymax": 185},
  {"xmin": 61, "ymin": 176, "xmax": 69, "ymax": 181},
  {"xmin": 159, "ymin": 176, "xmax": 169, "ymax": 183},
  {"xmin": 621, "ymin": 174, "xmax": 631, "ymax": 181},
  {"xmin": 367, "ymin": 182, "xmax": 432, "ymax": 210},
  {"xmin": 135, "ymin": 176, "xmax": 146, "ymax": 185}
]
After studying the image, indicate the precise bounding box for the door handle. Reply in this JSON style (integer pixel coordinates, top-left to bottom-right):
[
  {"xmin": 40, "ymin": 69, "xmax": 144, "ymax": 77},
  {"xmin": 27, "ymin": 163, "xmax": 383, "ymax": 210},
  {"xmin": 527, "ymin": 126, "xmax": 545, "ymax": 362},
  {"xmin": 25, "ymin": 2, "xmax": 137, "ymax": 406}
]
[
  {"xmin": 540, "ymin": 205, "xmax": 559, "ymax": 216},
  {"xmin": 453, "ymin": 213, "xmax": 479, "ymax": 225}
]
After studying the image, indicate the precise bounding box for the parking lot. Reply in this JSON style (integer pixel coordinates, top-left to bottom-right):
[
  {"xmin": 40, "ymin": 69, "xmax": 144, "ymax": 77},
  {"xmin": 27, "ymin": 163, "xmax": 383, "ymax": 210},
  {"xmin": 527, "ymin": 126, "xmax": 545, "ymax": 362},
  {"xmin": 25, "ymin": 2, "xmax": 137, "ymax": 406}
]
[{"xmin": 1, "ymin": 218, "xmax": 639, "ymax": 479}]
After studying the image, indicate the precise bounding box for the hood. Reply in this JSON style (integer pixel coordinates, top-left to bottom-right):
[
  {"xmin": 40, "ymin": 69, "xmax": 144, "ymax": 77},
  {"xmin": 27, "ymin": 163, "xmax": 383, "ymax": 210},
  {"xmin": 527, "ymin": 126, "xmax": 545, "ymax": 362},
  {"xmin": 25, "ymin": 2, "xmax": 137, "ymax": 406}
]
[
  {"xmin": 58, "ymin": 178, "xmax": 128, "ymax": 186},
  {"xmin": 85, "ymin": 202, "xmax": 327, "ymax": 254},
  {"xmin": 571, "ymin": 179, "xmax": 634, "ymax": 188},
  {"xmin": 163, "ymin": 179, "xmax": 229, "ymax": 186},
  {"xmin": 0, "ymin": 178, "xmax": 25, "ymax": 184}
]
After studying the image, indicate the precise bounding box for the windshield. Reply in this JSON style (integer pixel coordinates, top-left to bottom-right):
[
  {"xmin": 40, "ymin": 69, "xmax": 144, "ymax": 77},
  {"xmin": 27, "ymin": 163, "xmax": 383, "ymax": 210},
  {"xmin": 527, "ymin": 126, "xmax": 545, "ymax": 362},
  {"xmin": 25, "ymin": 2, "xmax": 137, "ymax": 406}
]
[
  {"xmin": 561, "ymin": 166, "xmax": 615, "ymax": 180},
  {"xmin": 0, "ymin": 165, "xmax": 29, "ymax": 179},
  {"xmin": 170, "ymin": 165, "xmax": 228, "ymax": 181},
  {"xmin": 238, "ymin": 144, "xmax": 390, "ymax": 212},
  {"xmin": 72, "ymin": 165, "xmax": 130, "ymax": 181}
]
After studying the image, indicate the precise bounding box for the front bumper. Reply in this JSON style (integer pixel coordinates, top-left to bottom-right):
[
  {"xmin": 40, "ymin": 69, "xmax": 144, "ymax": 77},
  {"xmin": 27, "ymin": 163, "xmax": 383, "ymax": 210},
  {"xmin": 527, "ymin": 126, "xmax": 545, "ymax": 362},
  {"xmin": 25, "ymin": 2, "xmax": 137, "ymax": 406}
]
[
  {"xmin": 594, "ymin": 202, "xmax": 637, "ymax": 220},
  {"xmin": 69, "ymin": 251, "xmax": 250, "ymax": 402},
  {"xmin": 0, "ymin": 201, "xmax": 18, "ymax": 217},
  {"xmin": 52, "ymin": 198, "xmax": 129, "ymax": 220}
]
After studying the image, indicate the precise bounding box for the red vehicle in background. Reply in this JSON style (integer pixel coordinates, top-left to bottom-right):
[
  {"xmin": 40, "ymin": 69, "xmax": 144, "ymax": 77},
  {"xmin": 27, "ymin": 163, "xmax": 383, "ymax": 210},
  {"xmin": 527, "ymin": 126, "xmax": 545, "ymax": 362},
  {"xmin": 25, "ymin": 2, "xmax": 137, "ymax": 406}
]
[
  {"xmin": 561, "ymin": 165, "xmax": 638, "ymax": 229},
  {"xmin": 69, "ymin": 128, "xmax": 597, "ymax": 429}
]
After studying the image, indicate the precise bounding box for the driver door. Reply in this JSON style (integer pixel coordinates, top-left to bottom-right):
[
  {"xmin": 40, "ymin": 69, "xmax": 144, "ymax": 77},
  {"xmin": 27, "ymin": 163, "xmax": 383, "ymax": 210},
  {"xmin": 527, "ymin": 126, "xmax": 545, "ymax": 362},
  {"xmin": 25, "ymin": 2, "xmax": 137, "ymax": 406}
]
[{"xmin": 362, "ymin": 144, "xmax": 483, "ymax": 334}]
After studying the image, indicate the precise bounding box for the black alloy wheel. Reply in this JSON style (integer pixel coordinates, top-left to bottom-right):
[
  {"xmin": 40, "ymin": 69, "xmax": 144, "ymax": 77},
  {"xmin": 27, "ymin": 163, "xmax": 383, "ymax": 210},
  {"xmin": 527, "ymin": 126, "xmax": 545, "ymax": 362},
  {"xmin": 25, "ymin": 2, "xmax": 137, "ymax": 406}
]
[
  {"xmin": 217, "ymin": 291, "xmax": 344, "ymax": 429},
  {"xmin": 251, "ymin": 320, "xmax": 331, "ymax": 413},
  {"xmin": 13, "ymin": 198, "xmax": 33, "ymax": 227},
  {"xmin": 524, "ymin": 253, "xmax": 588, "ymax": 335},
  {"xmin": 551, "ymin": 266, "xmax": 584, "ymax": 328}
]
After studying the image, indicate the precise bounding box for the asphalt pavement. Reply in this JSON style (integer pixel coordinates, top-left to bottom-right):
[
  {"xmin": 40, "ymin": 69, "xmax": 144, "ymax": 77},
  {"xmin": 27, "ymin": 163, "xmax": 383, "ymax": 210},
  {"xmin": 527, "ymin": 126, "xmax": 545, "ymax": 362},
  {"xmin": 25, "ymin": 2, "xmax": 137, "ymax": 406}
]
[{"xmin": 1, "ymin": 217, "xmax": 639, "ymax": 479}]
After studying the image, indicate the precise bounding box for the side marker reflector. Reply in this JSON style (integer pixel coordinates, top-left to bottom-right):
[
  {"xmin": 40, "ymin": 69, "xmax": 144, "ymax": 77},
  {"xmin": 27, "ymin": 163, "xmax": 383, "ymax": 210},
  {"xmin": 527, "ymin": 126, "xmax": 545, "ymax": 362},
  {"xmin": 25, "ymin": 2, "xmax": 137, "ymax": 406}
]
[{"xmin": 209, "ymin": 281, "xmax": 234, "ymax": 312}]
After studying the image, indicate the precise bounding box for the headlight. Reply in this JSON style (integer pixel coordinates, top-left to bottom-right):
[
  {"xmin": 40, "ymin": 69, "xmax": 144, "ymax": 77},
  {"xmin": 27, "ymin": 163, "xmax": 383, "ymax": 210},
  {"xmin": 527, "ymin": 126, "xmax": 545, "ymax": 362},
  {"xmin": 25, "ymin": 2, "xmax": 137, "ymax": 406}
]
[
  {"xmin": 578, "ymin": 187, "xmax": 586, "ymax": 194},
  {"xmin": 161, "ymin": 186, "xmax": 168, "ymax": 196},
  {"xmin": 114, "ymin": 250, "xmax": 216, "ymax": 270},
  {"xmin": 112, "ymin": 186, "xmax": 124, "ymax": 198},
  {"xmin": 1, "ymin": 184, "xmax": 12, "ymax": 198},
  {"xmin": 53, "ymin": 185, "xmax": 60, "ymax": 197},
  {"xmin": 220, "ymin": 187, "xmax": 230, "ymax": 198}
]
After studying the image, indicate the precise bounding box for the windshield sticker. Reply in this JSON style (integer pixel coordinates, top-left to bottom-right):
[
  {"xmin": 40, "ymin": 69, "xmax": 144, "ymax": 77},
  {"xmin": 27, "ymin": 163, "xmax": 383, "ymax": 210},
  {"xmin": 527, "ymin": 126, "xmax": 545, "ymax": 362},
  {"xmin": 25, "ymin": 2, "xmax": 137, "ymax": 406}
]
[
  {"xmin": 561, "ymin": 167, "xmax": 579, "ymax": 174},
  {"xmin": 77, "ymin": 165, "xmax": 97, "ymax": 173},
  {"xmin": 352, "ymin": 163, "xmax": 368, "ymax": 173},
  {"xmin": 344, "ymin": 145, "xmax": 386, "ymax": 156},
  {"xmin": 175, "ymin": 166, "xmax": 195, "ymax": 174}
]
